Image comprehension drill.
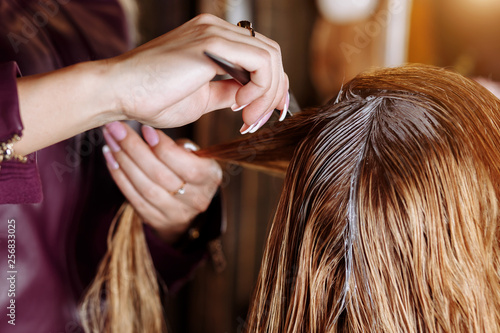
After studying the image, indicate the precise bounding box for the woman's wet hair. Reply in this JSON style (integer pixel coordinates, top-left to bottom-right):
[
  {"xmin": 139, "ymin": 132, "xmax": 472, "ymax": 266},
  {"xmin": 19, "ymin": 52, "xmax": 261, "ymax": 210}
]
[
  {"xmin": 200, "ymin": 64, "xmax": 500, "ymax": 332},
  {"xmin": 81, "ymin": 64, "xmax": 500, "ymax": 332}
]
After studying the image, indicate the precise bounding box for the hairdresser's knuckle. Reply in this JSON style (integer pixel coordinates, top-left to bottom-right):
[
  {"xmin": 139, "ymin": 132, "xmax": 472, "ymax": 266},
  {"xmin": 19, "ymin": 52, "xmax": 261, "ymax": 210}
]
[
  {"xmin": 214, "ymin": 177, "xmax": 222, "ymax": 188},
  {"xmin": 202, "ymin": 34, "xmax": 227, "ymax": 51},
  {"xmin": 268, "ymin": 39, "xmax": 281, "ymax": 54},
  {"xmin": 176, "ymin": 207, "xmax": 193, "ymax": 223},
  {"xmin": 256, "ymin": 48, "xmax": 272, "ymax": 65},
  {"xmin": 184, "ymin": 166, "xmax": 205, "ymax": 183},
  {"xmin": 192, "ymin": 13, "xmax": 218, "ymax": 25},
  {"xmin": 212, "ymin": 164, "xmax": 223, "ymax": 186},
  {"xmin": 142, "ymin": 186, "xmax": 162, "ymax": 202},
  {"xmin": 157, "ymin": 141, "xmax": 176, "ymax": 161},
  {"xmin": 190, "ymin": 24, "xmax": 224, "ymax": 45},
  {"xmin": 150, "ymin": 167, "xmax": 168, "ymax": 185},
  {"xmin": 131, "ymin": 198, "xmax": 148, "ymax": 213},
  {"xmin": 125, "ymin": 136, "xmax": 142, "ymax": 152},
  {"xmin": 192, "ymin": 197, "xmax": 207, "ymax": 213},
  {"xmin": 200, "ymin": 25, "xmax": 221, "ymax": 38}
]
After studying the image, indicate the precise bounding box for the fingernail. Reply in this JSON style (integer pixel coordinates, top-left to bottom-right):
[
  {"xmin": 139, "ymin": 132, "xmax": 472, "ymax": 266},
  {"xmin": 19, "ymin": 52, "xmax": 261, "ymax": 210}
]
[
  {"xmin": 231, "ymin": 103, "xmax": 249, "ymax": 112},
  {"xmin": 142, "ymin": 125, "xmax": 159, "ymax": 147},
  {"xmin": 183, "ymin": 142, "xmax": 199, "ymax": 151},
  {"xmin": 250, "ymin": 111, "xmax": 273, "ymax": 133},
  {"xmin": 102, "ymin": 145, "xmax": 119, "ymax": 170},
  {"xmin": 240, "ymin": 124, "xmax": 251, "ymax": 134},
  {"xmin": 103, "ymin": 128, "xmax": 121, "ymax": 152},
  {"xmin": 279, "ymin": 92, "xmax": 290, "ymax": 122},
  {"xmin": 105, "ymin": 121, "xmax": 127, "ymax": 141},
  {"xmin": 240, "ymin": 123, "xmax": 252, "ymax": 134},
  {"xmin": 240, "ymin": 111, "xmax": 272, "ymax": 134}
]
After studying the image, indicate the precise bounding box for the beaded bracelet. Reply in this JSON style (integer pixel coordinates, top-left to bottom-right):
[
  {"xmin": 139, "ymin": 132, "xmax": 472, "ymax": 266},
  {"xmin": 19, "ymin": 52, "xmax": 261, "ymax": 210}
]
[{"xmin": 0, "ymin": 134, "xmax": 27, "ymax": 166}]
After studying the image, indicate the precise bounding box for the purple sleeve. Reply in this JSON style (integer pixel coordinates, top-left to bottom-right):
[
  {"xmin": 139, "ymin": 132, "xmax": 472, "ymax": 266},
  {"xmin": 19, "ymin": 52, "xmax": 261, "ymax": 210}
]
[
  {"xmin": 145, "ymin": 225, "xmax": 208, "ymax": 293},
  {"xmin": 145, "ymin": 191, "xmax": 223, "ymax": 292},
  {"xmin": 0, "ymin": 61, "xmax": 42, "ymax": 204}
]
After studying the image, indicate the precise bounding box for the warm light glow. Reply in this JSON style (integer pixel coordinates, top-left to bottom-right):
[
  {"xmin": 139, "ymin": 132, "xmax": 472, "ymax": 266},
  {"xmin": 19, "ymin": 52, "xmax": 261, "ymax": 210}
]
[
  {"xmin": 460, "ymin": 0, "xmax": 500, "ymax": 9},
  {"xmin": 316, "ymin": 0, "xmax": 379, "ymax": 24}
]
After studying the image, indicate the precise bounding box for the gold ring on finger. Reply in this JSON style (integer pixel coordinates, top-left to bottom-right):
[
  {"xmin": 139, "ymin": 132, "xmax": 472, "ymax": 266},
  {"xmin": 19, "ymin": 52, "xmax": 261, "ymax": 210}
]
[
  {"xmin": 237, "ymin": 20, "xmax": 256, "ymax": 37},
  {"xmin": 171, "ymin": 182, "xmax": 186, "ymax": 196}
]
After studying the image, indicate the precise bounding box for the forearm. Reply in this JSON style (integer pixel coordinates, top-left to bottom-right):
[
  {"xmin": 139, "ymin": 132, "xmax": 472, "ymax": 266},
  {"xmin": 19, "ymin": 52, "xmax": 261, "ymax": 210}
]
[{"xmin": 14, "ymin": 60, "xmax": 125, "ymax": 155}]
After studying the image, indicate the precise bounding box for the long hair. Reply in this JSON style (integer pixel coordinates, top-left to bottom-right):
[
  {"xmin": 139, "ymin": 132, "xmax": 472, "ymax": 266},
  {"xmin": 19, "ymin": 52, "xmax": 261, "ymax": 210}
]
[
  {"xmin": 81, "ymin": 64, "xmax": 500, "ymax": 332},
  {"xmin": 80, "ymin": 203, "xmax": 166, "ymax": 332},
  {"xmin": 200, "ymin": 65, "xmax": 500, "ymax": 332}
]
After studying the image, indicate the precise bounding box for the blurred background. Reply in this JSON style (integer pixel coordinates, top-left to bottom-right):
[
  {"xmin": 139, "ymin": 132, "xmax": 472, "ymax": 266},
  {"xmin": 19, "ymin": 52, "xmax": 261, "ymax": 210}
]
[{"xmin": 134, "ymin": 0, "xmax": 500, "ymax": 331}]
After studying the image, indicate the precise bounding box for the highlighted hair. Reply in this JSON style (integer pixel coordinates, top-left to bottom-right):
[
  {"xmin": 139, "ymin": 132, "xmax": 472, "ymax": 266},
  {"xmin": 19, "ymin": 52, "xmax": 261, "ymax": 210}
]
[
  {"xmin": 200, "ymin": 65, "xmax": 500, "ymax": 332},
  {"xmin": 81, "ymin": 65, "xmax": 500, "ymax": 332}
]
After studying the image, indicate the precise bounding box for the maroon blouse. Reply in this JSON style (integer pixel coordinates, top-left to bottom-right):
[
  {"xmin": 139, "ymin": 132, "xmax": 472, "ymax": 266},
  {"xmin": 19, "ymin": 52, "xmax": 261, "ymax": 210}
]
[{"xmin": 0, "ymin": 1, "xmax": 213, "ymax": 331}]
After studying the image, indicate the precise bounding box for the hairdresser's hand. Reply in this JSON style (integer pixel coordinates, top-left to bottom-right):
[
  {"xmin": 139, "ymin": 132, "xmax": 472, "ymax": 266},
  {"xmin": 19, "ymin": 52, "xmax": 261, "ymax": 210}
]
[
  {"xmin": 101, "ymin": 121, "xmax": 222, "ymax": 244},
  {"xmin": 107, "ymin": 13, "xmax": 288, "ymax": 132}
]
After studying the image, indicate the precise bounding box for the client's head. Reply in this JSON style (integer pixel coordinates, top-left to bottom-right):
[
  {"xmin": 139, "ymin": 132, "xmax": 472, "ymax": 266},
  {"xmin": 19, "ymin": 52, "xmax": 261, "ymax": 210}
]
[
  {"xmin": 82, "ymin": 65, "xmax": 500, "ymax": 332},
  {"xmin": 204, "ymin": 65, "xmax": 500, "ymax": 332}
]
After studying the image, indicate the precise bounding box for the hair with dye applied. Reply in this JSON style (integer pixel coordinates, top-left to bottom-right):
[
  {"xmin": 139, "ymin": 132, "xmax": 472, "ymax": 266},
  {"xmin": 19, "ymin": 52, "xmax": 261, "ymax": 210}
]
[{"xmin": 81, "ymin": 64, "xmax": 500, "ymax": 332}]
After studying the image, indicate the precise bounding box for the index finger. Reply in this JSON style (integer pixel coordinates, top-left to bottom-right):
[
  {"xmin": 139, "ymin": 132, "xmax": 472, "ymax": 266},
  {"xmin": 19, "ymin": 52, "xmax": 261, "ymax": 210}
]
[{"xmin": 145, "ymin": 127, "xmax": 222, "ymax": 186}]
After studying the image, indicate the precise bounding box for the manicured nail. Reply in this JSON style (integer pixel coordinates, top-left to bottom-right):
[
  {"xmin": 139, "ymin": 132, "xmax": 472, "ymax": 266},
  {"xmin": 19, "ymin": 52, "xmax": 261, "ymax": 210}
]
[
  {"xmin": 142, "ymin": 125, "xmax": 159, "ymax": 147},
  {"xmin": 105, "ymin": 121, "xmax": 127, "ymax": 141},
  {"xmin": 231, "ymin": 103, "xmax": 249, "ymax": 112},
  {"xmin": 240, "ymin": 123, "xmax": 252, "ymax": 134},
  {"xmin": 250, "ymin": 111, "xmax": 273, "ymax": 133},
  {"xmin": 240, "ymin": 111, "xmax": 272, "ymax": 134},
  {"xmin": 279, "ymin": 92, "xmax": 290, "ymax": 121},
  {"xmin": 102, "ymin": 145, "xmax": 119, "ymax": 170},
  {"xmin": 183, "ymin": 142, "xmax": 199, "ymax": 151},
  {"xmin": 103, "ymin": 128, "xmax": 121, "ymax": 152}
]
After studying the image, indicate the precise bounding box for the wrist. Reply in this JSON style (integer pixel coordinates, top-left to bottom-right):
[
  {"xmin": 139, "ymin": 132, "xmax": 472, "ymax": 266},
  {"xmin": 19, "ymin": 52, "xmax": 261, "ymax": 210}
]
[
  {"xmin": 150, "ymin": 220, "xmax": 193, "ymax": 245},
  {"xmin": 82, "ymin": 59, "xmax": 127, "ymax": 127}
]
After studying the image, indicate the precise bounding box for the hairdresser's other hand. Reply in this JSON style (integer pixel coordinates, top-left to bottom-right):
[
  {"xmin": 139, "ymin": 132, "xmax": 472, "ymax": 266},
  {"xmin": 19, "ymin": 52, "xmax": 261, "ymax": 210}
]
[
  {"xmin": 107, "ymin": 13, "xmax": 288, "ymax": 132},
  {"xmin": 102, "ymin": 121, "xmax": 222, "ymax": 244}
]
